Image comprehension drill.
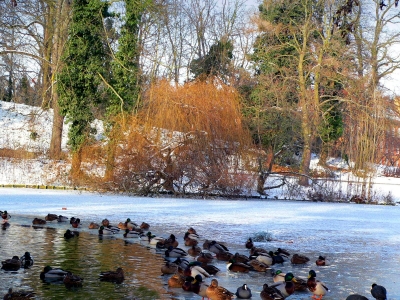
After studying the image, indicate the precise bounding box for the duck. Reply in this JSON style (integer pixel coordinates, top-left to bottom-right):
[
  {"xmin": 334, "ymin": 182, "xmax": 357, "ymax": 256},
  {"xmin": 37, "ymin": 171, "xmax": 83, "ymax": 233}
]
[
  {"xmin": 98, "ymin": 225, "xmax": 118, "ymax": 235},
  {"xmin": 254, "ymin": 252, "xmax": 273, "ymax": 266},
  {"xmin": 206, "ymin": 278, "xmax": 235, "ymax": 300},
  {"xmin": 146, "ymin": 232, "xmax": 165, "ymax": 245},
  {"xmin": 233, "ymin": 252, "xmax": 250, "ymax": 264},
  {"xmin": 168, "ymin": 273, "xmax": 186, "ymax": 288},
  {"xmin": 207, "ymin": 240, "xmax": 229, "ymax": 254},
  {"xmin": 200, "ymin": 263, "xmax": 220, "ymax": 275},
  {"xmin": 161, "ymin": 261, "xmax": 179, "ymax": 275},
  {"xmin": 316, "ymin": 255, "xmax": 330, "ymax": 266},
  {"xmin": 197, "ymin": 251, "xmax": 214, "ymax": 264},
  {"xmin": 1, "ymin": 210, "xmax": 11, "ymax": 220},
  {"xmin": 71, "ymin": 217, "xmax": 81, "ymax": 228},
  {"xmin": 57, "ymin": 215, "xmax": 69, "ymax": 222},
  {"xmin": 249, "ymin": 246, "xmax": 268, "ymax": 256},
  {"xmin": 276, "ymin": 248, "xmax": 290, "ymax": 257},
  {"xmin": 273, "ymin": 269, "xmax": 307, "ymax": 292},
  {"xmin": 216, "ymin": 251, "xmax": 234, "ymax": 261},
  {"xmin": 118, "ymin": 218, "xmax": 137, "ymax": 230},
  {"xmin": 267, "ymin": 272, "xmax": 297, "ymax": 298},
  {"xmin": 346, "ymin": 295, "xmax": 369, "ymax": 300},
  {"xmin": 182, "ymin": 275, "xmax": 195, "ymax": 292},
  {"xmin": 269, "ymin": 251, "xmax": 285, "ymax": 264},
  {"xmin": 260, "ymin": 283, "xmax": 284, "ymax": 300},
  {"xmin": 247, "ymin": 259, "xmax": 270, "ymax": 272},
  {"xmin": 188, "ymin": 245, "xmax": 202, "ymax": 257},
  {"xmin": 3, "ymin": 287, "xmax": 35, "ymax": 299},
  {"xmin": 165, "ymin": 246, "xmax": 188, "ymax": 258},
  {"xmin": 101, "ymin": 218, "xmax": 110, "ymax": 227},
  {"xmin": 1, "ymin": 256, "xmax": 20, "ymax": 271},
  {"xmin": 184, "ymin": 264, "xmax": 210, "ymax": 280},
  {"xmin": 45, "ymin": 213, "xmax": 58, "ymax": 221},
  {"xmin": 123, "ymin": 229, "xmax": 144, "ymax": 238},
  {"xmin": 63, "ymin": 271, "xmax": 83, "ymax": 287},
  {"xmin": 191, "ymin": 274, "xmax": 209, "ymax": 299},
  {"xmin": 40, "ymin": 266, "xmax": 68, "ymax": 281},
  {"xmin": 88, "ymin": 222, "xmax": 100, "ymax": 229},
  {"xmin": 99, "ymin": 267, "xmax": 124, "ymax": 283},
  {"xmin": 20, "ymin": 252, "xmax": 34, "ymax": 268},
  {"xmin": 273, "ymin": 269, "xmax": 286, "ymax": 283},
  {"xmin": 32, "ymin": 218, "xmax": 46, "ymax": 225},
  {"xmin": 371, "ymin": 283, "xmax": 387, "ymax": 300},
  {"xmin": 184, "ymin": 231, "xmax": 200, "ymax": 246},
  {"xmin": 64, "ymin": 229, "xmax": 79, "ymax": 239},
  {"xmin": 307, "ymin": 269, "xmax": 330, "ymax": 299},
  {"xmin": 157, "ymin": 234, "xmax": 179, "ymax": 249},
  {"xmin": 227, "ymin": 259, "xmax": 252, "ymax": 273},
  {"xmin": 291, "ymin": 253, "xmax": 310, "ymax": 264},
  {"xmin": 235, "ymin": 284, "xmax": 252, "ymax": 299},
  {"xmin": 172, "ymin": 257, "xmax": 190, "ymax": 270},
  {"xmin": 140, "ymin": 221, "xmax": 150, "ymax": 230},
  {"xmin": 245, "ymin": 238, "xmax": 253, "ymax": 249}
]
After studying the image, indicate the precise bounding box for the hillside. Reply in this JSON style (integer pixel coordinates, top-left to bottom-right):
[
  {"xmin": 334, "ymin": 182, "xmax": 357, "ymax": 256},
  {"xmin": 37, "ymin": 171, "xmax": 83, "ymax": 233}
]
[{"xmin": 0, "ymin": 100, "xmax": 399, "ymax": 203}]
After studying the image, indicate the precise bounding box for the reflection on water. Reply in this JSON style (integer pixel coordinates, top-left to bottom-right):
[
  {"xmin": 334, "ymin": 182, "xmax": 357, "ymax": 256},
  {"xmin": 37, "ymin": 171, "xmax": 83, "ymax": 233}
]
[{"xmin": 0, "ymin": 223, "xmax": 168, "ymax": 299}]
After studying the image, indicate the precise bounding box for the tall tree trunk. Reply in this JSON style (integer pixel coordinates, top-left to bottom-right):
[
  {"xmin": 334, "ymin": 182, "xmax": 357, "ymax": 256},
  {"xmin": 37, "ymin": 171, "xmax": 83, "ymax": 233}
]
[{"xmin": 49, "ymin": 97, "xmax": 64, "ymax": 159}]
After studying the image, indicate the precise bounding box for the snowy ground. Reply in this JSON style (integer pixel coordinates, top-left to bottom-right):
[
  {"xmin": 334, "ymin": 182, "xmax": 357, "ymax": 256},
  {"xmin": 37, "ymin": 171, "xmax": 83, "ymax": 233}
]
[{"xmin": 1, "ymin": 99, "xmax": 400, "ymax": 202}]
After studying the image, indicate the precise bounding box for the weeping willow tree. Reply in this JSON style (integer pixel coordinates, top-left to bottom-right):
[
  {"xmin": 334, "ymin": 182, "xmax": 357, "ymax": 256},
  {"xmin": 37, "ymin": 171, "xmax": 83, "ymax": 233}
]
[{"xmin": 111, "ymin": 79, "xmax": 252, "ymax": 196}]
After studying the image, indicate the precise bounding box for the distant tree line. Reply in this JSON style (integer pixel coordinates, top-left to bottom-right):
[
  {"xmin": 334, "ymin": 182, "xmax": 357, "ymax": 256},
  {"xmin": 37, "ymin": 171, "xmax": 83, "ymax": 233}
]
[{"xmin": 0, "ymin": 0, "xmax": 400, "ymax": 198}]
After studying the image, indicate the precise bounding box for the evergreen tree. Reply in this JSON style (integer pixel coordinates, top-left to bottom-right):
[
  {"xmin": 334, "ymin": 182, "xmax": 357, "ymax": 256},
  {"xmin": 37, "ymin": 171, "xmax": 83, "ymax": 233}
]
[{"xmin": 57, "ymin": 0, "xmax": 110, "ymax": 176}]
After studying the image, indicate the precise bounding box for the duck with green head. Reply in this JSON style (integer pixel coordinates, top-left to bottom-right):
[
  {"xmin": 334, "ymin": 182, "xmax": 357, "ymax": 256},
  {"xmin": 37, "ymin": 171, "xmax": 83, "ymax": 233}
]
[{"xmin": 307, "ymin": 269, "xmax": 330, "ymax": 300}]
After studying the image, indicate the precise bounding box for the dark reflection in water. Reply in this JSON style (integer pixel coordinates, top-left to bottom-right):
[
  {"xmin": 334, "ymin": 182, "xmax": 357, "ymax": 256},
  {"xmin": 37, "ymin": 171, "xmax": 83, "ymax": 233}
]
[{"xmin": 0, "ymin": 223, "xmax": 168, "ymax": 299}]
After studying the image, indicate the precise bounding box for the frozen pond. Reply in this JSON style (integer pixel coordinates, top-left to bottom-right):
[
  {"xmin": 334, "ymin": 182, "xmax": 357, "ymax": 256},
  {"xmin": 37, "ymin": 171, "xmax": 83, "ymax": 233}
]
[{"xmin": 1, "ymin": 188, "xmax": 399, "ymax": 299}]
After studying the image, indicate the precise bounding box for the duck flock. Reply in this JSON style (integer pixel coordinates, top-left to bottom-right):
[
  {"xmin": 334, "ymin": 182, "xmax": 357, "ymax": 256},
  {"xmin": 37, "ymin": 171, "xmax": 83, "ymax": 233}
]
[{"xmin": 1, "ymin": 210, "xmax": 389, "ymax": 300}]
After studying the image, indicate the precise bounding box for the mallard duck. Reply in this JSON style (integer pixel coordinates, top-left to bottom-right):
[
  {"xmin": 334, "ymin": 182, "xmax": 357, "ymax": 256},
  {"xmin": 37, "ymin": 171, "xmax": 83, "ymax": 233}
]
[
  {"xmin": 64, "ymin": 229, "xmax": 79, "ymax": 239},
  {"xmin": 168, "ymin": 272, "xmax": 186, "ymax": 288},
  {"xmin": 269, "ymin": 251, "xmax": 285, "ymax": 264},
  {"xmin": 71, "ymin": 217, "xmax": 81, "ymax": 228},
  {"xmin": 184, "ymin": 265, "xmax": 210, "ymax": 279},
  {"xmin": 307, "ymin": 270, "xmax": 330, "ymax": 299},
  {"xmin": 88, "ymin": 222, "xmax": 100, "ymax": 229},
  {"xmin": 346, "ymin": 295, "xmax": 369, "ymax": 300},
  {"xmin": 291, "ymin": 253, "xmax": 310, "ymax": 264},
  {"xmin": 245, "ymin": 238, "xmax": 253, "ymax": 249},
  {"xmin": 172, "ymin": 257, "xmax": 190, "ymax": 270},
  {"xmin": 146, "ymin": 232, "xmax": 165, "ymax": 245},
  {"xmin": 227, "ymin": 259, "xmax": 251, "ymax": 273},
  {"xmin": 260, "ymin": 283, "xmax": 284, "ymax": 300},
  {"xmin": 99, "ymin": 267, "xmax": 124, "ymax": 283},
  {"xmin": 157, "ymin": 234, "xmax": 179, "ymax": 249},
  {"xmin": 267, "ymin": 272, "xmax": 297, "ymax": 298},
  {"xmin": 1, "ymin": 210, "xmax": 11, "ymax": 220},
  {"xmin": 184, "ymin": 231, "xmax": 200, "ymax": 246},
  {"xmin": 197, "ymin": 252, "xmax": 214, "ymax": 264},
  {"xmin": 200, "ymin": 263, "xmax": 220, "ymax": 275},
  {"xmin": 188, "ymin": 245, "xmax": 202, "ymax": 257},
  {"xmin": 249, "ymin": 246, "xmax": 268, "ymax": 256},
  {"xmin": 57, "ymin": 215, "xmax": 68, "ymax": 222},
  {"xmin": 273, "ymin": 269, "xmax": 286, "ymax": 283},
  {"xmin": 140, "ymin": 221, "xmax": 150, "ymax": 230},
  {"xmin": 63, "ymin": 271, "xmax": 83, "ymax": 287},
  {"xmin": 206, "ymin": 278, "xmax": 235, "ymax": 300},
  {"xmin": 165, "ymin": 246, "xmax": 188, "ymax": 258},
  {"xmin": 187, "ymin": 227, "xmax": 197, "ymax": 234},
  {"xmin": 276, "ymin": 248, "xmax": 290, "ymax": 257},
  {"xmin": 98, "ymin": 225, "xmax": 117, "ymax": 235},
  {"xmin": 40, "ymin": 266, "xmax": 68, "ymax": 281},
  {"xmin": 236, "ymin": 284, "xmax": 252, "ymax": 299},
  {"xmin": 182, "ymin": 275, "xmax": 194, "ymax": 292},
  {"xmin": 3, "ymin": 287, "xmax": 35, "ymax": 299},
  {"xmin": 45, "ymin": 213, "xmax": 58, "ymax": 221},
  {"xmin": 254, "ymin": 252, "xmax": 273, "ymax": 266},
  {"xmin": 371, "ymin": 283, "xmax": 387, "ymax": 300},
  {"xmin": 1, "ymin": 256, "xmax": 20, "ymax": 271},
  {"xmin": 161, "ymin": 261, "xmax": 179, "ymax": 275},
  {"xmin": 32, "ymin": 218, "xmax": 46, "ymax": 225},
  {"xmin": 123, "ymin": 229, "xmax": 144, "ymax": 238},
  {"xmin": 20, "ymin": 252, "xmax": 34, "ymax": 268},
  {"xmin": 208, "ymin": 240, "xmax": 229, "ymax": 254},
  {"xmin": 191, "ymin": 274, "xmax": 209, "ymax": 299},
  {"xmin": 272, "ymin": 269, "xmax": 307, "ymax": 291},
  {"xmin": 233, "ymin": 252, "xmax": 250, "ymax": 264},
  {"xmin": 316, "ymin": 255, "xmax": 330, "ymax": 266},
  {"xmin": 247, "ymin": 259, "xmax": 270, "ymax": 272},
  {"xmin": 118, "ymin": 218, "xmax": 137, "ymax": 230},
  {"xmin": 216, "ymin": 251, "xmax": 233, "ymax": 261}
]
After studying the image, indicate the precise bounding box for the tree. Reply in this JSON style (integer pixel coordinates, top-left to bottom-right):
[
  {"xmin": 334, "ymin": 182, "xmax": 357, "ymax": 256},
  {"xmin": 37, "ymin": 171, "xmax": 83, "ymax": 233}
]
[{"xmin": 57, "ymin": 0, "xmax": 110, "ymax": 177}]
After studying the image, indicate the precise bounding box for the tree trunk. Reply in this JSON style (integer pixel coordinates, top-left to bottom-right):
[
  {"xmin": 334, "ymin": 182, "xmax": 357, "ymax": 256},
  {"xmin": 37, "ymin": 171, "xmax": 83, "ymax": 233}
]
[{"xmin": 49, "ymin": 98, "xmax": 64, "ymax": 159}]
